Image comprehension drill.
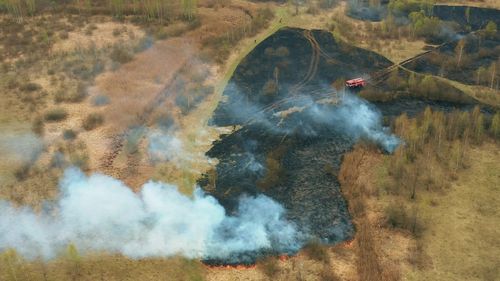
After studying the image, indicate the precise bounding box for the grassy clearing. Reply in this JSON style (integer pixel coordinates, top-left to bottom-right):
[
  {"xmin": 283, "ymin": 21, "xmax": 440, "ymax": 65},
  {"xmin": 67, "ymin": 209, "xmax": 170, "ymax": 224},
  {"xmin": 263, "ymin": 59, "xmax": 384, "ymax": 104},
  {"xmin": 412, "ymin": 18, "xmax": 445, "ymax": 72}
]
[
  {"xmin": 404, "ymin": 143, "xmax": 500, "ymax": 281},
  {"xmin": 326, "ymin": 2, "xmax": 428, "ymax": 64},
  {"xmin": 0, "ymin": 251, "xmax": 206, "ymax": 281},
  {"xmin": 435, "ymin": 76, "xmax": 500, "ymax": 108}
]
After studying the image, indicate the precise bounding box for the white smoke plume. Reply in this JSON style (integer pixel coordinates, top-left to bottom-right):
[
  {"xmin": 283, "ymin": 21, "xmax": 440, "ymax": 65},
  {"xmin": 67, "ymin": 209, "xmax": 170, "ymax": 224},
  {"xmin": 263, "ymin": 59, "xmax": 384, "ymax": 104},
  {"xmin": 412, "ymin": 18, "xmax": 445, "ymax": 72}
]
[
  {"xmin": 306, "ymin": 93, "xmax": 401, "ymax": 152},
  {"xmin": 147, "ymin": 129, "xmax": 186, "ymax": 163},
  {"xmin": 222, "ymin": 84, "xmax": 400, "ymax": 152},
  {"xmin": 0, "ymin": 168, "xmax": 301, "ymax": 260}
]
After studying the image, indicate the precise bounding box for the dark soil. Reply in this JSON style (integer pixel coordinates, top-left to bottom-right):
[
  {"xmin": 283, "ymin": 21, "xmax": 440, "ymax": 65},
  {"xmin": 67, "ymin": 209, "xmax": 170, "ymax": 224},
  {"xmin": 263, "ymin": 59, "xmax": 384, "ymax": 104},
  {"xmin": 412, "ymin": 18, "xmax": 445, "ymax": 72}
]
[
  {"xmin": 201, "ymin": 27, "xmax": 483, "ymax": 264},
  {"xmin": 212, "ymin": 28, "xmax": 393, "ymax": 126},
  {"xmin": 433, "ymin": 5, "xmax": 500, "ymax": 31}
]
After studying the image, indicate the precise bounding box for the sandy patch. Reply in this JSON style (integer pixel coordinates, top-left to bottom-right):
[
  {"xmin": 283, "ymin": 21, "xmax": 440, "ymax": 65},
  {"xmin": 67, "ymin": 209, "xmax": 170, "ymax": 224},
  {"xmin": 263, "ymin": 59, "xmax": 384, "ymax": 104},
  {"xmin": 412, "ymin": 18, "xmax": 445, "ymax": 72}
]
[
  {"xmin": 52, "ymin": 21, "xmax": 145, "ymax": 53},
  {"xmin": 91, "ymin": 37, "xmax": 195, "ymax": 132}
]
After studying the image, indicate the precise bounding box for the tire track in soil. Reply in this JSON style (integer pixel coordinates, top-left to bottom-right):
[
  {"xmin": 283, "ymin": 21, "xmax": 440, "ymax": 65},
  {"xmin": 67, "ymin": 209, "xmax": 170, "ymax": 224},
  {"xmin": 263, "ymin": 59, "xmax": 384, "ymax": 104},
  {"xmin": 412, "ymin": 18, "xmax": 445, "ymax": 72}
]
[
  {"xmin": 290, "ymin": 30, "xmax": 320, "ymax": 94},
  {"xmin": 98, "ymin": 69, "xmax": 183, "ymax": 178}
]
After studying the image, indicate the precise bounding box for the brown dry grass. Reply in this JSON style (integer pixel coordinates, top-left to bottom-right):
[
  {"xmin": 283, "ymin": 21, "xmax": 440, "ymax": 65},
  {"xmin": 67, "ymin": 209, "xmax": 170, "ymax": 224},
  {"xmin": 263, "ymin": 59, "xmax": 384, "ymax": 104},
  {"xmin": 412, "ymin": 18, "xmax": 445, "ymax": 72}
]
[
  {"xmin": 93, "ymin": 37, "xmax": 192, "ymax": 132},
  {"xmin": 403, "ymin": 142, "xmax": 500, "ymax": 281},
  {"xmin": 339, "ymin": 144, "xmax": 413, "ymax": 281},
  {"xmin": 436, "ymin": 76, "xmax": 500, "ymax": 108},
  {"xmin": 0, "ymin": 252, "xmax": 206, "ymax": 281},
  {"xmin": 51, "ymin": 19, "xmax": 145, "ymax": 53},
  {"xmin": 279, "ymin": 2, "xmax": 427, "ymax": 64}
]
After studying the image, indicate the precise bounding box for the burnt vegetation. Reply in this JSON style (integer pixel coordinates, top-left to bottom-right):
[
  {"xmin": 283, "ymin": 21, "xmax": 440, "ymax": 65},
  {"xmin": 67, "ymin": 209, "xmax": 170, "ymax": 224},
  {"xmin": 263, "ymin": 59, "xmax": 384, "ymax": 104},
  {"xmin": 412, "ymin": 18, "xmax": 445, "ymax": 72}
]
[{"xmin": 0, "ymin": 0, "xmax": 499, "ymax": 279}]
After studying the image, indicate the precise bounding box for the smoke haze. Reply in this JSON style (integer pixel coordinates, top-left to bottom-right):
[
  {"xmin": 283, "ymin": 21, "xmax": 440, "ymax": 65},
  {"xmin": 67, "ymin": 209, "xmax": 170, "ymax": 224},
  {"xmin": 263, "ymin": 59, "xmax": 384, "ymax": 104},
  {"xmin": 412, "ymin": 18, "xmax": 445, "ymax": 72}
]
[
  {"xmin": 221, "ymin": 84, "xmax": 400, "ymax": 152},
  {"xmin": 0, "ymin": 132, "xmax": 44, "ymax": 164},
  {"xmin": 0, "ymin": 168, "xmax": 301, "ymax": 261}
]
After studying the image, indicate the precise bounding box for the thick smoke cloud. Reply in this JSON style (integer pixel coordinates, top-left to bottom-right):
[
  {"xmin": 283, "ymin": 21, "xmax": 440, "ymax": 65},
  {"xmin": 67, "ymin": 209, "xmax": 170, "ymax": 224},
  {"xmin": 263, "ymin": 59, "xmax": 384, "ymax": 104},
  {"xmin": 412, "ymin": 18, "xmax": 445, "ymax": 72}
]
[
  {"xmin": 147, "ymin": 129, "xmax": 186, "ymax": 163},
  {"xmin": 222, "ymin": 84, "xmax": 400, "ymax": 152},
  {"xmin": 306, "ymin": 93, "xmax": 401, "ymax": 152},
  {"xmin": 0, "ymin": 168, "xmax": 301, "ymax": 260}
]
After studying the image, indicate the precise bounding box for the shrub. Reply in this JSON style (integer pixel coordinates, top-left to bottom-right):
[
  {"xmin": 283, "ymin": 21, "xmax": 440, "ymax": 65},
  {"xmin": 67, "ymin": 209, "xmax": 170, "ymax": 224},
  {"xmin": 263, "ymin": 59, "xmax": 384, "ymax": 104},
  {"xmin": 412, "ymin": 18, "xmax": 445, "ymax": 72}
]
[
  {"xmin": 54, "ymin": 83, "xmax": 87, "ymax": 103},
  {"xmin": 387, "ymin": 70, "xmax": 407, "ymax": 91},
  {"xmin": 32, "ymin": 117, "xmax": 44, "ymax": 136},
  {"xmin": 59, "ymin": 30, "xmax": 69, "ymax": 39},
  {"xmin": 70, "ymin": 151, "xmax": 89, "ymax": 170},
  {"xmin": 484, "ymin": 21, "xmax": 497, "ymax": 38},
  {"xmin": 262, "ymin": 80, "xmax": 278, "ymax": 96},
  {"xmin": 303, "ymin": 240, "xmax": 330, "ymax": 264},
  {"xmin": 20, "ymin": 82, "xmax": 41, "ymax": 92},
  {"xmin": 385, "ymin": 203, "xmax": 409, "ymax": 228},
  {"xmin": 418, "ymin": 75, "xmax": 438, "ymax": 98},
  {"xmin": 82, "ymin": 113, "xmax": 104, "ymax": 131},
  {"xmin": 110, "ymin": 46, "xmax": 133, "ymax": 64},
  {"xmin": 44, "ymin": 108, "xmax": 68, "ymax": 122},
  {"xmin": 385, "ymin": 203, "xmax": 424, "ymax": 236},
  {"xmin": 14, "ymin": 164, "xmax": 30, "ymax": 181},
  {"xmin": 257, "ymin": 146, "xmax": 287, "ymax": 190},
  {"xmin": 490, "ymin": 112, "xmax": 500, "ymax": 139},
  {"xmin": 274, "ymin": 46, "xmax": 290, "ymax": 57},
  {"xmin": 63, "ymin": 129, "xmax": 77, "ymax": 140},
  {"xmin": 320, "ymin": 266, "xmax": 341, "ymax": 281},
  {"xmin": 257, "ymin": 257, "xmax": 280, "ymax": 278}
]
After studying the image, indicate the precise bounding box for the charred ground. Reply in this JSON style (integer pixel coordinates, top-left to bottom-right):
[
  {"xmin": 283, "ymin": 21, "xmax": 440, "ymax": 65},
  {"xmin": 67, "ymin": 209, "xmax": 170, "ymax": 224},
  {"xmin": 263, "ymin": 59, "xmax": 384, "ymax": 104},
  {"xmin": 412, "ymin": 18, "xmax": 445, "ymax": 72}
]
[{"xmin": 199, "ymin": 27, "xmax": 485, "ymax": 264}]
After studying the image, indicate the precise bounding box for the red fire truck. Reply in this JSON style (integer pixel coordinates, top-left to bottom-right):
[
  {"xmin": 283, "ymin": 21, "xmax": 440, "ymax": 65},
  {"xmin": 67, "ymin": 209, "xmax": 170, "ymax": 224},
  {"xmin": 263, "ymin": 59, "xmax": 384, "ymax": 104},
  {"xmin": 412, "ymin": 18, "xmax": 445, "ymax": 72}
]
[{"xmin": 345, "ymin": 78, "xmax": 366, "ymax": 88}]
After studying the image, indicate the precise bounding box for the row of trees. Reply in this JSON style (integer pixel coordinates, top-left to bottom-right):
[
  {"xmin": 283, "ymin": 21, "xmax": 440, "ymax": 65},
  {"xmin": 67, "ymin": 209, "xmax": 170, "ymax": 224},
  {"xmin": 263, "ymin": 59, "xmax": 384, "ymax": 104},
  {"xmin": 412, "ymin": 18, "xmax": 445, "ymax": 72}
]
[
  {"xmin": 0, "ymin": 0, "xmax": 36, "ymax": 17},
  {"xmin": 476, "ymin": 60, "xmax": 498, "ymax": 89},
  {"xmin": 0, "ymin": 0, "xmax": 198, "ymax": 21},
  {"xmin": 388, "ymin": 0, "xmax": 434, "ymax": 17},
  {"xmin": 393, "ymin": 107, "xmax": 498, "ymax": 161},
  {"xmin": 387, "ymin": 107, "xmax": 498, "ymax": 202}
]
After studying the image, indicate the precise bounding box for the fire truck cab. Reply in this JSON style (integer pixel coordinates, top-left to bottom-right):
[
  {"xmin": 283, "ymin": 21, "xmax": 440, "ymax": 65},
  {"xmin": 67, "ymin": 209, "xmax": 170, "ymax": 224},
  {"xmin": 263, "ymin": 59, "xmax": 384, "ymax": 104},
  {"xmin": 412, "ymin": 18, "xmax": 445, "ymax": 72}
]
[{"xmin": 345, "ymin": 78, "xmax": 366, "ymax": 88}]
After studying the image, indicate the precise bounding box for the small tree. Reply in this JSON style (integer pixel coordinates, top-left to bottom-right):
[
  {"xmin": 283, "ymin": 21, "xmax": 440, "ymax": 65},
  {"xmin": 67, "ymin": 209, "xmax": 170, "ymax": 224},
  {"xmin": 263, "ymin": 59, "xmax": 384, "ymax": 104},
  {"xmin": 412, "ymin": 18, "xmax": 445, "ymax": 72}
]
[
  {"xmin": 408, "ymin": 72, "xmax": 419, "ymax": 92},
  {"xmin": 454, "ymin": 39, "xmax": 466, "ymax": 67},
  {"xmin": 419, "ymin": 75, "xmax": 438, "ymax": 98},
  {"xmin": 82, "ymin": 113, "xmax": 104, "ymax": 131},
  {"xmin": 66, "ymin": 244, "xmax": 81, "ymax": 281},
  {"xmin": 490, "ymin": 112, "xmax": 500, "ymax": 139},
  {"xmin": 387, "ymin": 70, "xmax": 405, "ymax": 90},
  {"xmin": 484, "ymin": 21, "xmax": 497, "ymax": 38}
]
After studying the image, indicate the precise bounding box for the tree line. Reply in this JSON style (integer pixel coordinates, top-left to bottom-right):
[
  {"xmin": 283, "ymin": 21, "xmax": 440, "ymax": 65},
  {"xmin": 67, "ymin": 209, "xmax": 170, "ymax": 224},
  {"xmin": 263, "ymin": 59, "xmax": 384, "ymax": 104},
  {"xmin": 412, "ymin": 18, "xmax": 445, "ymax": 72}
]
[{"xmin": 0, "ymin": 0, "xmax": 198, "ymax": 21}]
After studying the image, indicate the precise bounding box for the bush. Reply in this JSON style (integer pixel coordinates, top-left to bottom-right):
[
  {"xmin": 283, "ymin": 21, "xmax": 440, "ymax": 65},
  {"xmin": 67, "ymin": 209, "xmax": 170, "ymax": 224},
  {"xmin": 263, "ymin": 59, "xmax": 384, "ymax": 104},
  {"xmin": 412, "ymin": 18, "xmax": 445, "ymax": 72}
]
[
  {"xmin": 385, "ymin": 203, "xmax": 409, "ymax": 228},
  {"xmin": 303, "ymin": 240, "xmax": 330, "ymax": 264},
  {"xmin": 54, "ymin": 83, "xmax": 87, "ymax": 103},
  {"xmin": 20, "ymin": 82, "xmax": 41, "ymax": 92},
  {"xmin": 490, "ymin": 112, "xmax": 500, "ymax": 139},
  {"xmin": 63, "ymin": 129, "xmax": 77, "ymax": 140},
  {"xmin": 385, "ymin": 203, "xmax": 424, "ymax": 236},
  {"xmin": 32, "ymin": 117, "xmax": 44, "ymax": 136},
  {"xmin": 110, "ymin": 46, "xmax": 133, "ymax": 64},
  {"xmin": 274, "ymin": 46, "xmax": 290, "ymax": 57},
  {"xmin": 257, "ymin": 257, "xmax": 280, "ymax": 278},
  {"xmin": 14, "ymin": 164, "xmax": 30, "ymax": 181},
  {"xmin": 82, "ymin": 113, "xmax": 104, "ymax": 131},
  {"xmin": 257, "ymin": 145, "xmax": 287, "ymax": 190},
  {"xmin": 44, "ymin": 108, "xmax": 68, "ymax": 122},
  {"xmin": 70, "ymin": 151, "xmax": 89, "ymax": 170},
  {"xmin": 320, "ymin": 266, "xmax": 341, "ymax": 281},
  {"xmin": 262, "ymin": 80, "xmax": 278, "ymax": 96}
]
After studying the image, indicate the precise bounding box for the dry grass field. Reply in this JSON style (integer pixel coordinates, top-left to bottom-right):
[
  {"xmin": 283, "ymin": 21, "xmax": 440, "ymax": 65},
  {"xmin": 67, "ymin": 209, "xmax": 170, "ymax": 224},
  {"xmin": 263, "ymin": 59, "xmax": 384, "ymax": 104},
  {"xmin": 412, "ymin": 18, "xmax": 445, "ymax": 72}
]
[{"xmin": 0, "ymin": 0, "xmax": 499, "ymax": 280}]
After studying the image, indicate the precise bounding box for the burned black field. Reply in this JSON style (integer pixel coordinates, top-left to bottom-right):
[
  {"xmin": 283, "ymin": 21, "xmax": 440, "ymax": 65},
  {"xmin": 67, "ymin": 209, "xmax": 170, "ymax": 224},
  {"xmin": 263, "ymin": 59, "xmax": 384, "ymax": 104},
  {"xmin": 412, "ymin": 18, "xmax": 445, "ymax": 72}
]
[{"xmin": 199, "ymin": 27, "xmax": 485, "ymax": 264}]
